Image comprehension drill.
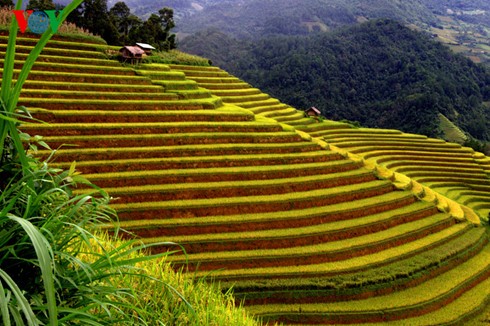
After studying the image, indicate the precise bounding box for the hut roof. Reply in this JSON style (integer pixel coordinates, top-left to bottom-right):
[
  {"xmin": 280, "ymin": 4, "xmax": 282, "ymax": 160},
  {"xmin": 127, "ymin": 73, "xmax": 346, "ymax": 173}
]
[
  {"xmin": 305, "ymin": 107, "xmax": 321, "ymax": 115},
  {"xmin": 136, "ymin": 43, "xmax": 156, "ymax": 50},
  {"xmin": 120, "ymin": 46, "xmax": 145, "ymax": 55}
]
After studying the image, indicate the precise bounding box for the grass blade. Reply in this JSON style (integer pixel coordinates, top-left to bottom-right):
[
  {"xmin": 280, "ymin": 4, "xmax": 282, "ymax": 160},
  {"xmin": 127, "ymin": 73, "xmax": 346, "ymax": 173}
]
[
  {"xmin": 8, "ymin": 215, "xmax": 57, "ymax": 326},
  {"xmin": 0, "ymin": 269, "xmax": 39, "ymax": 326}
]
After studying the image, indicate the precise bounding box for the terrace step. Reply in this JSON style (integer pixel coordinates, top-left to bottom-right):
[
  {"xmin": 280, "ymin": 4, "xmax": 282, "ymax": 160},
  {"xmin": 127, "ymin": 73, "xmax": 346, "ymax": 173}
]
[
  {"xmin": 168, "ymin": 213, "xmax": 455, "ymax": 271},
  {"xmin": 14, "ymin": 69, "xmax": 152, "ymax": 84},
  {"xmin": 362, "ymin": 276, "xmax": 490, "ymax": 326},
  {"xmin": 250, "ymin": 103, "xmax": 292, "ymax": 115},
  {"xmin": 393, "ymin": 165, "xmax": 488, "ymax": 177},
  {"xmin": 185, "ymin": 76, "xmax": 244, "ymax": 84},
  {"xmin": 30, "ymin": 108, "xmax": 254, "ymax": 124},
  {"xmin": 167, "ymin": 88, "xmax": 214, "ymax": 100},
  {"xmin": 385, "ymin": 160, "xmax": 486, "ymax": 170},
  {"xmin": 168, "ymin": 64, "xmax": 221, "ymax": 71},
  {"xmin": 89, "ymin": 168, "xmax": 378, "ymax": 204},
  {"xmin": 153, "ymin": 80, "xmax": 200, "ymax": 91},
  {"xmin": 54, "ymin": 151, "xmax": 343, "ymax": 174},
  {"xmin": 204, "ymin": 222, "xmax": 472, "ymax": 282},
  {"xmin": 274, "ymin": 112, "xmax": 307, "ymax": 122},
  {"xmin": 347, "ymin": 144, "xmax": 473, "ymax": 155},
  {"xmin": 113, "ymin": 191, "xmax": 422, "ymax": 237},
  {"xmin": 5, "ymin": 79, "xmax": 165, "ymax": 93},
  {"xmin": 175, "ymin": 70, "xmax": 231, "ymax": 78},
  {"xmin": 20, "ymin": 89, "xmax": 178, "ymax": 101},
  {"xmin": 2, "ymin": 60, "xmax": 137, "ymax": 76},
  {"xmin": 197, "ymin": 82, "xmax": 252, "ymax": 90},
  {"xmin": 228, "ymin": 226, "xmax": 487, "ymax": 304},
  {"xmin": 0, "ymin": 52, "xmax": 121, "ymax": 67},
  {"xmin": 18, "ymin": 97, "xmax": 221, "ymax": 110},
  {"xmin": 233, "ymin": 98, "xmax": 282, "ymax": 109},
  {"xmin": 146, "ymin": 200, "xmax": 440, "ymax": 253},
  {"xmin": 112, "ymin": 180, "xmax": 395, "ymax": 220},
  {"xmin": 0, "ymin": 44, "xmax": 106, "ymax": 59},
  {"xmin": 38, "ymin": 141, "xmax": 324, "ymax": 162},
  {"xmin": 287, "ymin": 118, "xmax": 318, "ymax": 126},
  {"xmin": 261, "ymin": 107, "xmax": 300, "ymax": 118},
  {"xmin": 296, "ymin": 121, "xmax": 354, "ymax": 134},
  {"xmin": 373, "ymin": 154, "xmax": 478, "ymax": 165},
  {"xmin": 82, "ymin": 159, "xmax": 362, "ymax": 187},
  {"xmin": 245, "ymin": 242, "xmax": 490, "ymax": 324},
  {"xmin": 362, "ymin": 150, "xmax": 475, "ymax": 161},
  {"xmin": 329, "ymin": 138, "xmax": 447, "ymax": 148},
  {"xmin": 210, "ymin": 88, "xmax": 262, "ymax": 97},
  {"xmin": 136, "ymin": 70, "xmax": 187, "ymax": 81},
  {"xmin": 42, "ymin": 131, "xmax": 306, "ymax": 149},
  {"xmin": 22, "ymin": 121, "xmax": 284, "ymax": 136},
  {"xmin": 0, "ymin": 35, "xmax": 107, "ymax": 52},
  {"xmin": 220, "ymin": 94, "xmax": 272, "ymax": 103}
]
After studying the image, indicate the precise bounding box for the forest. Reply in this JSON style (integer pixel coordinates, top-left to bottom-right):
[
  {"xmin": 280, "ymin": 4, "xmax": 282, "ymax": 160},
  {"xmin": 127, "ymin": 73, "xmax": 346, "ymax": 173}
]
[{"xmin": 182, "ymin": 20, "xmax": 490, "ymax": 142}]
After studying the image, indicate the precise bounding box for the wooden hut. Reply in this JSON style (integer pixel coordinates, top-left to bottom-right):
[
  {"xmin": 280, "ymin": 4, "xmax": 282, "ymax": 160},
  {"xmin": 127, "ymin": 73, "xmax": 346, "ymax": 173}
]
[
  {"xmin": 305, "ymin": 106, "xmax": 321, "ymax": 118},
  {"xmin": 119, "ymin": 46, "xmax": 145, "ymax": 64}
]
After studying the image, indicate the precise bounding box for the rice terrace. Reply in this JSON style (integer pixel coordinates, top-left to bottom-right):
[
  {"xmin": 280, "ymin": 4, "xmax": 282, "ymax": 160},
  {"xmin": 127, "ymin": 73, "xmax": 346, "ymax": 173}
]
[{"xmin": 1, "ymin": 4, "xmax": 490, "ymax": 325}]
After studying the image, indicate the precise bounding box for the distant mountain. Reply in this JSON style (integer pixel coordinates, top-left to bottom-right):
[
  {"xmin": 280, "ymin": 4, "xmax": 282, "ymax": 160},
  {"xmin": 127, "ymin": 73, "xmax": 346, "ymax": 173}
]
[
  {"xmin": 105, "ymin": 0, "xmax": 247, "ymax": 20},
  {"xmin": 176, "ymin": 0, "xmax": 438, "ymax": 38},
  {"xmin": 182, "ymin": 20, "xmax": 490, "ymax": 141}
]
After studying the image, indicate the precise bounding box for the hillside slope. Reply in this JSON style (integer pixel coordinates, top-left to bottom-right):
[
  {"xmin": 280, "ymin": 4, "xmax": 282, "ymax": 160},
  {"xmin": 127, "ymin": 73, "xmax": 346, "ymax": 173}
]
[
  {"xmin": 3, "ymin": 34, "xmax": 489, "ymax": 325},
  {"xmin": 182, "ymin": 20, "xmax": 490, "ymax": 142}
]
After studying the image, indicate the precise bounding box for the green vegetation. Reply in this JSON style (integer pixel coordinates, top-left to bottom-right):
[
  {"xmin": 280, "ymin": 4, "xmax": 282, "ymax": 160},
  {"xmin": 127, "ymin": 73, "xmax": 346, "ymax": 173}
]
[
  {"xmin": 186, "ymin": 19, "xmax": 490, "ymax": 141},
  {"xmin": 142, "ymin": 50, "xmax": 211, "ymax": 66}
]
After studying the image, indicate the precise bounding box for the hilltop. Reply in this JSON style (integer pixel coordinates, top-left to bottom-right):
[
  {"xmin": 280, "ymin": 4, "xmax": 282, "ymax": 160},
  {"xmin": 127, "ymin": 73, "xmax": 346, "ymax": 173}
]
[{"xmin": 181, "ymin": 19, "xmax": 490, "ymax": 145}]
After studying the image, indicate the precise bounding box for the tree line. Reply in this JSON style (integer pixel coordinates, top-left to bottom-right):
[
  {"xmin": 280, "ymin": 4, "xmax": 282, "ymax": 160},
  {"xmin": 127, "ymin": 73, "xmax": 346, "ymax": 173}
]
[{"xmin": 0, "ymin": 0, "xmax": 176, "ymax": 50}]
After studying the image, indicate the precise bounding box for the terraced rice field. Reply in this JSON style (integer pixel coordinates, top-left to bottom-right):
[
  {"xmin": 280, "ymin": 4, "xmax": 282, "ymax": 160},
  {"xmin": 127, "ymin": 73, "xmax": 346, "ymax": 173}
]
[
  {"xmin": 2, "ymin": 33, "xmax": 489, "ymax": 324},
  {"xmin": 170, "ymin": 64, "xmax": 490, "ymax": 224}
]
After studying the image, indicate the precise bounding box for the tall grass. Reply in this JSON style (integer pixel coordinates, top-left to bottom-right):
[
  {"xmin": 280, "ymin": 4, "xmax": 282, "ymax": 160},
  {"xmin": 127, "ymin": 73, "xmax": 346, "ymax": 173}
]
[{"xmin": 0, "ymin": 158, "xmax": 181, "ymax": 325}]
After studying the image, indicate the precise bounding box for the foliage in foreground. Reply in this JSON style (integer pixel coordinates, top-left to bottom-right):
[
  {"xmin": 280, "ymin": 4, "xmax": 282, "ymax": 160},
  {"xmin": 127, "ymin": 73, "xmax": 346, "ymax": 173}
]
[
  {"xmin": 98, "ymin": 233, "xmax": 267, "ymax": 326},
  {"xmin": 0, "ymin": 158, "xmax": 157, "ymax": 325}
]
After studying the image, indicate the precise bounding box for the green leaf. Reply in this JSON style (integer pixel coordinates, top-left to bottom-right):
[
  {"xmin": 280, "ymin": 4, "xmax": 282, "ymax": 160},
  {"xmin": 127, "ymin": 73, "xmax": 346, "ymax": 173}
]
[
  {"xmin": 8, "ymin": 215, "xmax": 58, "ymax": 326},
  {"xmin": 0, "ymin": 268, "xmax": 40, "ymax": 326}
]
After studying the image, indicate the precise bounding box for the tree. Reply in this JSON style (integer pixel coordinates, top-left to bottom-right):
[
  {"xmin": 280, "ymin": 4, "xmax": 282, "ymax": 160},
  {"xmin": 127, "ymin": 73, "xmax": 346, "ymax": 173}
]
[
  {"xmin": 135, "ymin": 7, "xmax": 176, "ymax": 51},
  {"xmin": 109, "ymin": 1, "xmax": 140, "ymax": 45},
  {"xmin": 0, "ymin": 0, "xmax": 13, "ymax": 7},
  {"xmin": 68, "ymin": 0, "xmax": 118, "ymax": 44},
  {"xmin": 158, "ymin": 7, "xmax": 176, "ymax": 50},
  {"xmin": 26, "ymin": 0, "xmax": 55, "ymax": 10}
]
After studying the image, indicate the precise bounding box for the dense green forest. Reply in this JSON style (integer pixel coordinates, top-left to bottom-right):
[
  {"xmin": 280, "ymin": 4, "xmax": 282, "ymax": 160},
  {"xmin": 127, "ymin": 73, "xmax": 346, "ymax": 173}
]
[{"xmin": 182, "ymin": 20, "xmax": 490, "ymax": 141}]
